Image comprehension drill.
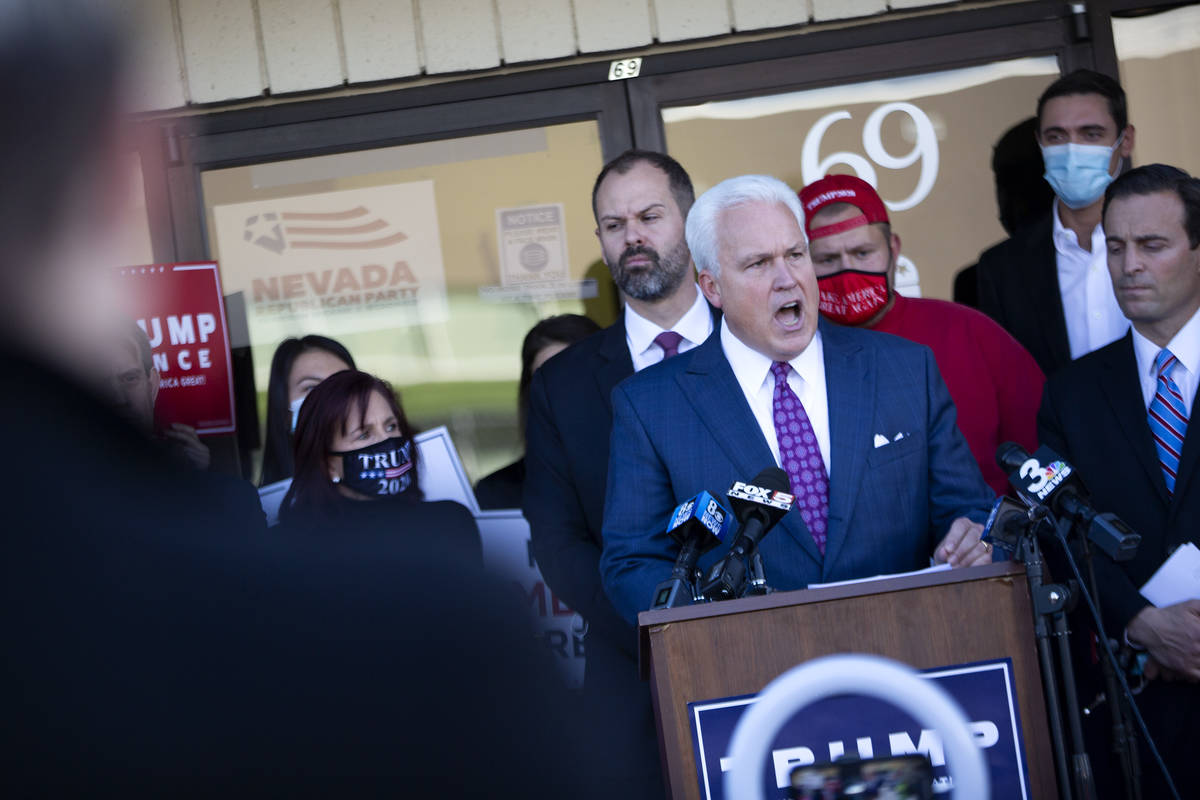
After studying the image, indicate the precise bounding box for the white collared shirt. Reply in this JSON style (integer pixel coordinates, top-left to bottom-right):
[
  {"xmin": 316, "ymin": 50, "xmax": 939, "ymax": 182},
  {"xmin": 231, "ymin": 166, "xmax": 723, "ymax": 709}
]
[
  {"xmin": 624, "ymin": 283, "xmax": 713, "ymax": 372},
  {"xmin": 1130, "ymin": 306, "xmax": 1200, "ymax": 415},
  {"xmin": 1053, "ymin": 201, "xmax": 1130, "ymax": 360},
  {"xmin": 720, "ymin": 318, "xmax": 831, "ymax": 475}
]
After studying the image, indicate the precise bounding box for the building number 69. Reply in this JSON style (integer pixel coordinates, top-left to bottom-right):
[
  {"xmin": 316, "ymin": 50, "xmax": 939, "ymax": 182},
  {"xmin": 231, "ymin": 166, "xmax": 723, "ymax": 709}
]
[{"xmin": 801, "ymin": 102, "xmax": 939, "ymax": 212}]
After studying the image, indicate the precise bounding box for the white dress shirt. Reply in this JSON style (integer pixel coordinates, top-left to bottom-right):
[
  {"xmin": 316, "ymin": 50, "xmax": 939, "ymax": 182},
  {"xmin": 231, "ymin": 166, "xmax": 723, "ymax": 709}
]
[
  {"xmin": 1053, "ymin": 201, "xmax": 1130, "ymax": 360},
  {"xmin": 1130, "ymin": 307, "xmax": 1200, "ymax": 415},
  {"xmin": 624, "ymin": 283, "xmax": 713, "ymax": 372},
  {"xmin": 720, "ymin": 318, "xmax": 831, "ymax": 475}
]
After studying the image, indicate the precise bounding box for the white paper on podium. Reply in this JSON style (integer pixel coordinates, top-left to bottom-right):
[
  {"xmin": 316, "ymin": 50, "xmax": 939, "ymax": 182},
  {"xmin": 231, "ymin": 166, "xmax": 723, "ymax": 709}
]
[
  {"xmin": 807, "ymin": 562, "xmax": 951, "ymax": 590},
  {"xmin": 1140, "ymin": 542, "xmax": 1200, "ymax": 607}
]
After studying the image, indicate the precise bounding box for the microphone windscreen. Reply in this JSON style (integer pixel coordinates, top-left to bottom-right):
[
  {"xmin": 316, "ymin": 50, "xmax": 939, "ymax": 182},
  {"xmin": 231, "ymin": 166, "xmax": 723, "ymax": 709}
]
[
  {"xmin": 995, "ymin": 441, "xmax": 1030, "ymax": 473},
  {"xmin": 751, "ymin": 466, "xmax": 790, "ymax": 493}
]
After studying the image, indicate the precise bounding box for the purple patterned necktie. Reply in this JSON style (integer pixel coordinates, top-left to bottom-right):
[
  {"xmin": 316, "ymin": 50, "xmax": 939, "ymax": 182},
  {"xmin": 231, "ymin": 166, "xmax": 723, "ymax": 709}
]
[
  {"xmin": 770, "ymin": 361, "xmax": 830, "ymax": 554},
  {"xmin": 654, "ymin": 330, "xmax": 684, "ymax": 359}
]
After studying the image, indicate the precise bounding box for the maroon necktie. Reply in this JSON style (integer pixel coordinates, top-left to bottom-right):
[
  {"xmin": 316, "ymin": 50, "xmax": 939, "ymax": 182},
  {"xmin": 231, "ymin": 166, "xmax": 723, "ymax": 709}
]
[
  {"xmin": 770, "ymin": 361, "xmax": 830, "ymax": 554},
  {"xmin": 654, "ymin": 331, "xmax": 684, "ymax": 359}
]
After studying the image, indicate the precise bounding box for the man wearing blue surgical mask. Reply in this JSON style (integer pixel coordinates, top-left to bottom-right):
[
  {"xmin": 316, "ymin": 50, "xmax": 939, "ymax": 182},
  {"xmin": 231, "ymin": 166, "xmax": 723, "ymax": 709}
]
[{"xmin": 978, "ymin": 69, "xmax": 1136, "ymax": 377}]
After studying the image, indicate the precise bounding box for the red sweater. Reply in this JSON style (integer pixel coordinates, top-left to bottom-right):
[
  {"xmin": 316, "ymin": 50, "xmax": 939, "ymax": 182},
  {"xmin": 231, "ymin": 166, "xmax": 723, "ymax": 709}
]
[{"xmin": 871, "ymin": 294, "xmax": 1045, "ymax": 495}]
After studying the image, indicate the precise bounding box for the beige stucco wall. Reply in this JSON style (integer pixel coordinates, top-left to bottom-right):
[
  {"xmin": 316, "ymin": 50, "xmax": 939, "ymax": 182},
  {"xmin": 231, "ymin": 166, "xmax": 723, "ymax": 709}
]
[{"xmin": 119, "ymin": 0, "xmax": 988, "ymax": 112}]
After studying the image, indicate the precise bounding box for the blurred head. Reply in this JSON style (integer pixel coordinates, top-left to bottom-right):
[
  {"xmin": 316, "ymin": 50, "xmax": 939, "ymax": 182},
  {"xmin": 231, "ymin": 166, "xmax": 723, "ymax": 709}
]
[
  {"xmin": 592, "ymin": 150, "xmax": 695, "ymax": 303},
  {"xmin": 517, "ymin": 314, "xmax": 600, "ymax": 433},
  {"xmin": 282, "ymin": 370, "xmax": 421, "ymax": 520},
  {"xmin": 689, "ymin": 175, "xmax": 819, "ymax": 362},
  {"xmin": 799, "ymin": 174, "xmax": 899, "ymax": 327},
  {"xmin": 260, "ymin": 335, "xmax": 356, "ymax": 485},
  {"xmin": 992, "ymin": 117, "xmax": 1055, "ymax": 235},
  {"xmin": 1103, "ymin": 164, "xmax": 1200, "ymax": 347},
  {"xmin": 103, "ymin": 321, "xmax": 159, "ymax": 433},
  {"xmin": 0, "ymin": 1, "xmax": 134, "ymax": 381}
]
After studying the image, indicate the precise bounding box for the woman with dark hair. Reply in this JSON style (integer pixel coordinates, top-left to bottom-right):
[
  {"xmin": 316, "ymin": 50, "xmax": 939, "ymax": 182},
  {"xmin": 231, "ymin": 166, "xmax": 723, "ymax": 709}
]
[
  {"xmin": 279, "ymin": 370, "xmax": 480, "ymax": 559},
  {"xmin": 474, "ymin": 314, "xmax": 600, "ymax": 509},
  {"xmin": 260, "ymin": 335, "xmax": 356, "ymax": 486}
]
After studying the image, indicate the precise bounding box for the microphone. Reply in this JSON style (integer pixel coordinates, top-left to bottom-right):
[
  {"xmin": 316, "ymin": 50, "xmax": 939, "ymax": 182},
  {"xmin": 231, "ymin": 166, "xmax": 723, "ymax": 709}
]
[
  {"xmin": 996, "ymin": 442, "xmax": 1140, "ymax": 562},
  {"xmin": 699, "ymin": 468, "xmax": 795, "ymax": 601},
  {"xmin": 981, "ymin": 495, "xmax": 1045, "ymax": 555},
  {"xmin": 650, "ymin": 490, "xmax": 733, "ymax": 610}
]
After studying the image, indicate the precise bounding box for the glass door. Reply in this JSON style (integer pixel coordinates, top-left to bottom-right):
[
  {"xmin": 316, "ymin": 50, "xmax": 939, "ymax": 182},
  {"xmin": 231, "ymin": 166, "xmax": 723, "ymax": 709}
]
[
  {"xmin": 165, "ymin": 80, "xmax": 631, "ymax": 482},
  {"xmin": 1112, "ymin": 2, "xmax": 1200, "ymax": 175}
]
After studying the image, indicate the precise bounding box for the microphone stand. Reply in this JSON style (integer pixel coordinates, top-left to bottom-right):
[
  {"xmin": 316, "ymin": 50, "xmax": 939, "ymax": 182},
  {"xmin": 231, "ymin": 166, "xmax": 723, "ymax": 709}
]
[
  {"xmin": 1045, "ymin": 522, "xmax": 1182, "ymax": 800},
  {"xmin": 741, "ymin": 551, "xmax": 772, "ymax": 597},
  {"xmin": 1076, "ymin": 536, "xmax": 1143, "ymax": 800},
  {"xmin": 1011, "ymin": 508, "xmax": 1181, "ymax": 800},
  {"xmin": 996, "ymin": 442, "xmax": 1176, "ymax": 798},
  {"xmin": 1013, "ymin": 512, "xmax": 1083, "ymax": 800},
  {"xmin": 1046, "ymin": 515, "xmax": 1098, "ymax": 800}
]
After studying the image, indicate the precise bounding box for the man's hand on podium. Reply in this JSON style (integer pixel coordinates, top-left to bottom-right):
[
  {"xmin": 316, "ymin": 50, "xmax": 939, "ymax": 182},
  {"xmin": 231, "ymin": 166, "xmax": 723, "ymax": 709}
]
[{"xmin": 934, "ymin": 517, "xmax": 992, "ymax": 568}]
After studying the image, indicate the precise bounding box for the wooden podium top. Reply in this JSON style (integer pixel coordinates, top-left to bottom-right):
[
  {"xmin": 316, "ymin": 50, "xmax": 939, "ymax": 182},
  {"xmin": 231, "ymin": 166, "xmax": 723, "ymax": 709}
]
[{"xmin": 637, "ymin": 561, "xmax": 1026, "ymax": 678}]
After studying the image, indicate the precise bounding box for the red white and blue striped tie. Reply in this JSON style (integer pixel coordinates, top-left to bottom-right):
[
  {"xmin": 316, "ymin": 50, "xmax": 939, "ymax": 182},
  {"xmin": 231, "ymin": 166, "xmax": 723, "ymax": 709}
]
[{"xmin": 1148, "ymin": 349, "xmax": 1188, "ymax": 495}]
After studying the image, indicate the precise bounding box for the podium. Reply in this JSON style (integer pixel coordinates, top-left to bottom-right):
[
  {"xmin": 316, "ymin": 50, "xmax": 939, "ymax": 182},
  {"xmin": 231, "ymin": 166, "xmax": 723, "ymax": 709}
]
[{"xmin": 638, "ymin": 561, "xmax": 1056, "ymax": 799}]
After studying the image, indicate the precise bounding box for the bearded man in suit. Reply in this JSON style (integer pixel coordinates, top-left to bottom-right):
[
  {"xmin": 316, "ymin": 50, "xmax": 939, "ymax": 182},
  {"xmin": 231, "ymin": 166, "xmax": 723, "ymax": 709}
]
[{"xmin": 523, "ymin": 149, "xmax": 717, "ymax": 798}]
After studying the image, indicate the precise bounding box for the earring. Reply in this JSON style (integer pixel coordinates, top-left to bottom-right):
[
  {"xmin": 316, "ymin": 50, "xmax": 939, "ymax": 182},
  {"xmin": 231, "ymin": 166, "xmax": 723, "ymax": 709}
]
[{"xmin": 331, "ymin": 475, "xmax": 341, "ymax": 484}]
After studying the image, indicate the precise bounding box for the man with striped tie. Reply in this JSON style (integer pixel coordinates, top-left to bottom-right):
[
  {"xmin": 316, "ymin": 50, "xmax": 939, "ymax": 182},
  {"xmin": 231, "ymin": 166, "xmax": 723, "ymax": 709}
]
[{"xmin": 1038, "ymin": 163, "xmax": 1200, "ymax": 798}]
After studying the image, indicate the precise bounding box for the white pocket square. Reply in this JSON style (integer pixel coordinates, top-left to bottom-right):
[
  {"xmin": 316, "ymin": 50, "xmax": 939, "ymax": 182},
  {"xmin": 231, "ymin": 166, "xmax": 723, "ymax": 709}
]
[{"xmin": 874, "ymin": 432, "xmax": 909, "ymax": 448}]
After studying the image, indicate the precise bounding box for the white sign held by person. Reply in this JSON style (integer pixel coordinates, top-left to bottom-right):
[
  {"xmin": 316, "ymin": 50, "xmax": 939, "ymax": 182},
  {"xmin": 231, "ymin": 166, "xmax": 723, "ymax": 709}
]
[{"xmin": 212, "ymin": 181, "xmax": 449, "ymax": 347}]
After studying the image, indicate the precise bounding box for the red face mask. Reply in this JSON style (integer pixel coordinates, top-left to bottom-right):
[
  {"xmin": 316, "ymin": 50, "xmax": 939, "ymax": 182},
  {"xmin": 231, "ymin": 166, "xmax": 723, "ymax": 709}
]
[{"xmin": 817, "ymin": 270, "xmax": 890, "ymax": 326}]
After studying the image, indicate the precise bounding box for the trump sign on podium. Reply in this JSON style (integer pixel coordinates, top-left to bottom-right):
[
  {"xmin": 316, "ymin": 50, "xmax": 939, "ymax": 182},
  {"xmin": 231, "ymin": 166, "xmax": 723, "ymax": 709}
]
[
  {"xmin": 115, "ymin": 262, "xmax": 236, "ymax": 435},
  {"xmin": 690, "ymin": 658, "xmax": 1031, "ymax": 799}
]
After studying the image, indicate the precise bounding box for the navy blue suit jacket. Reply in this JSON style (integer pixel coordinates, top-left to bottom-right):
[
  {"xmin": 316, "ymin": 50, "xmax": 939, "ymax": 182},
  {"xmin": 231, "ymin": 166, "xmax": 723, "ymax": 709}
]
[{"xmin": 599, "ymin": 319, "xmax": 995, "ymax": 624}]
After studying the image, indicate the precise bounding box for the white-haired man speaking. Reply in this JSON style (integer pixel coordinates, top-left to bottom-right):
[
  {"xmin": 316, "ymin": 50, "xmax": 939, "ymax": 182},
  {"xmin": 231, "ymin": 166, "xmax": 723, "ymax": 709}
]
[{"xmin": 599, "ymin": 174, "xmax": 998, "ymax": 623}]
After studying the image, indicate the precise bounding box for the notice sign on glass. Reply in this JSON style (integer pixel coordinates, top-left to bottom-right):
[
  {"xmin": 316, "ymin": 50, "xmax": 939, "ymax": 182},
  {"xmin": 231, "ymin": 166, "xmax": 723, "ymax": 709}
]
[
  {"xmin": 480, "ymin": 202, "xmax": 596, "ymax": 302},
  {"xmin": 115, "ymin": 262, "xmax": 237, "ymax": 435}
]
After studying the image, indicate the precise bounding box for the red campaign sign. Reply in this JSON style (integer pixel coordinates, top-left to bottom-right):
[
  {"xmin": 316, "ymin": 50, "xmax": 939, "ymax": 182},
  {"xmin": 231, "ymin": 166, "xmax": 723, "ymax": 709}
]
[{"xmin": 116, "ymin": 262, "xmax": 237, "ymax": 435}]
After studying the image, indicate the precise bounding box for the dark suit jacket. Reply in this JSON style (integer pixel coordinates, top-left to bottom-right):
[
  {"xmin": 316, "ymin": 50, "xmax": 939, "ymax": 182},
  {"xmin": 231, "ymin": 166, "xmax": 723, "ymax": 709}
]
[
  {"xmin": 1037, "ymin": 332, "xmax": 1199, "ymax": 632},
  {"xmin": 977, "ymin": 212, "xmax": 1073, "ymax": 377},
  {"xmin": 523, "ymin": 318, "xmax": 638, "ymax": 666},
  {"xmin": 599, "ymin": 319, "xmax": 996, "ymax": 624},
  {"xmin": 523, "ymin": 314, "xmax": 673, "ymax": 799},
  {"xmin": 473, "ymin": 457, "xmax": 525, "ymax": 510},
  {"xmin": 1037, "ymin": 332, "xmax": 1200, "ymax": 798},
  {"xmin": 952, "ymin": 262, "xmax": 980, "ymax": 309}
]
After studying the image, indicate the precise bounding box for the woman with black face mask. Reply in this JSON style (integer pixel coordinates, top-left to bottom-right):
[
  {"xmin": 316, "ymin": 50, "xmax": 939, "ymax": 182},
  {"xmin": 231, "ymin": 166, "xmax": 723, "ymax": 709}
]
[{"xmin": 277, "ymin": 369, "xmax": 481, "ymax": 561}]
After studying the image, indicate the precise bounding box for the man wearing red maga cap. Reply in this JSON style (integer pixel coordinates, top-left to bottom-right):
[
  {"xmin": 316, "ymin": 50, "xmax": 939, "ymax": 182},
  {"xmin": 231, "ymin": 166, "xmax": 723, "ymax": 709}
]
[{"xmin": 799, "ymin": 173, "xmax": 1045, "ymax": 495}]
